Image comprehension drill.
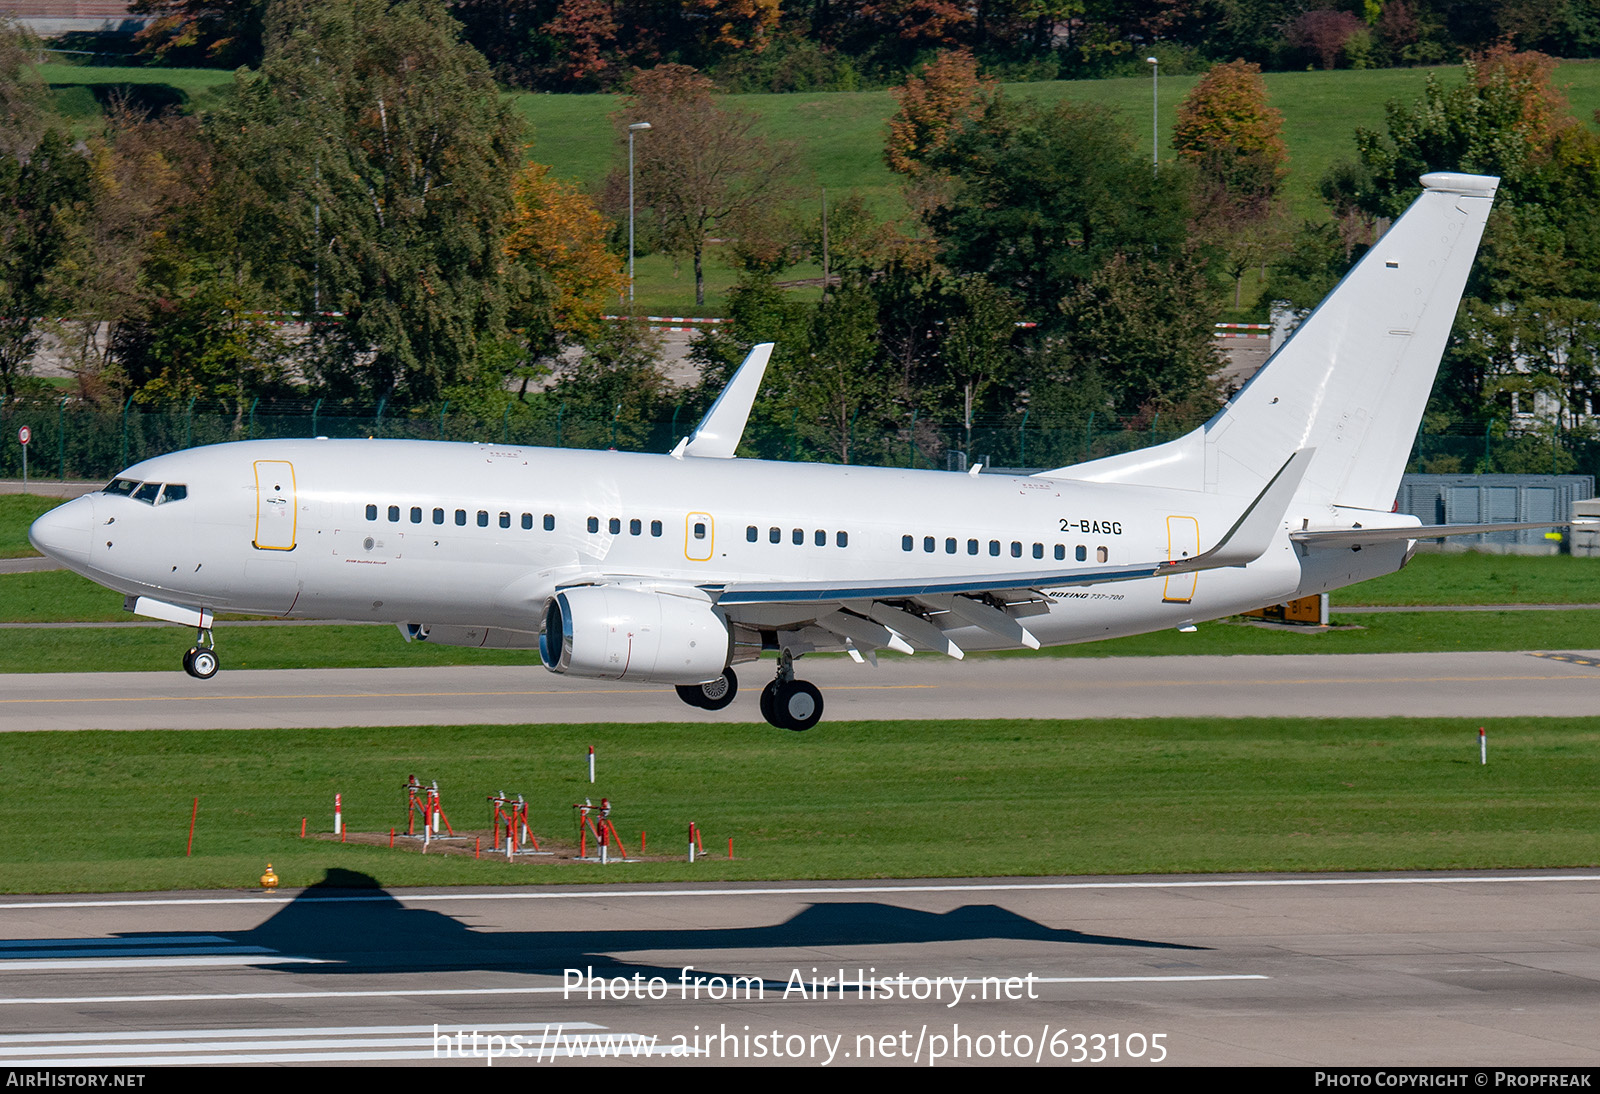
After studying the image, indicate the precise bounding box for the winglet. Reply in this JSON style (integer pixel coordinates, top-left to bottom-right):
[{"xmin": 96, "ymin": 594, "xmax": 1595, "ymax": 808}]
[
  {"xmin": 1163, "ymin": 449, "xmax": 1312, "ymax": 573},
  {"xmin": 674, "ymin": 343, "xmax": 773, "ymax": 459}
]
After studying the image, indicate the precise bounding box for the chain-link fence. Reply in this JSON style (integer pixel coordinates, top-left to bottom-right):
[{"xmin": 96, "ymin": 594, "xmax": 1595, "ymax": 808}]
[{"xmin": 1, "ymin": 397, "xmax": 1593, "ymax": 481}]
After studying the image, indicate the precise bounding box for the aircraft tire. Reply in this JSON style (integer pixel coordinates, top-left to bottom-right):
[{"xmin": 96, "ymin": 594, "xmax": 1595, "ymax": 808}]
[
  {"xmin": 697, "ymin": 668, "xmax": 738, "ymax": 711},
  {"xmin": 775, "ymin": 680, "xmax": 822, "ymax": 732},
  {"xmin": 187, "ymin": 647, "xmax": 219, "ymax": 680},
  {"xmin": 674, "ymin": 684, "xmax": 709, "ymax": 709},
  {"xmin": 760, "ymin": 680, "xmax": 781, "ymax": 728}
]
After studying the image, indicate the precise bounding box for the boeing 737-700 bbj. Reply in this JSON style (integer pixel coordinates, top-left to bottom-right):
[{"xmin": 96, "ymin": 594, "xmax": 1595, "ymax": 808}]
[{"xmin": 29, "ymin": 173, "xmax": 1561, "ymax": 729}]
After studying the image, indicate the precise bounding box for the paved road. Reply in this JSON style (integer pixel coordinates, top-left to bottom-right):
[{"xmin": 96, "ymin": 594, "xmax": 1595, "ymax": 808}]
[
  {"xmin": 3, "ymin": 651, "xmax": 1598, "ymax": 731},
  {"xmin": 0, "ymin": 872, "xmax": 1594, "ymax": 1066}
]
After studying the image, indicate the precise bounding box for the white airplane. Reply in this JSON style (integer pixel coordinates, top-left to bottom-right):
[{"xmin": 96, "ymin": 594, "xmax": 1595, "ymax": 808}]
[{"xmin": 28, "ymin": 172, "xmax": 1557, "ymax": 729}]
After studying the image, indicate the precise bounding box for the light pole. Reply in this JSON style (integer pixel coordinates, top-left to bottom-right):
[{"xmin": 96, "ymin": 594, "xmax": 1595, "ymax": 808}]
[
  {"xmin": 627, "ymin": 121, "xmax": 652, "ymax": 305},
  {"xmin": 1147, "ymin": 57, "xmax": 1159, "ymax": 175}
]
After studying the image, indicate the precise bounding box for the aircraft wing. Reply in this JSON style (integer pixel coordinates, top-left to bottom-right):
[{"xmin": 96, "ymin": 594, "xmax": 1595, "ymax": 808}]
[{"xmin": 702, "ymin": 450, "xmax": 1313, "ymax": 658}]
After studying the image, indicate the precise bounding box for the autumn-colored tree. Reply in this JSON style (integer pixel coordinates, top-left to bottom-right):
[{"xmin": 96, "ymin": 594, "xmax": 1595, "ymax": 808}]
[
  {"xmin": 884, "ymin": 50, "xmax": 998, "ymax": 178},
  {"xmin": 1174, "ymin": 60, "xmax": 1287, "ymax": 214},
  {"xmin": 1285, "ymin": 8, "xmax": 1365, "ymax": 69},
  {"xmin": 541, "ymin": 0, "xmax": 621, "ymax": 87},
  {"xmin": 684, "ymin": 0, "xmax": 781, "ymax": 51},
  {"xmin": 129, "ymin": 0, "xmax": 268, "ymax": 67},
  {"xmin": 611, "ymin": 64, "xmax": 795, "ymax": 307},
  {"xmin": 503, "ymin": 161, "xmax": 626, "ymax": 363},
  {"xmin": 1174, "ymin": 60, "xmax": 1289, "ymax": 304}
]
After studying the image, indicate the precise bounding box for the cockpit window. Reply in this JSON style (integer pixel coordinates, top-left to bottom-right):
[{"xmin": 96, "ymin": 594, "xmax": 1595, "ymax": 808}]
[
  {"xmin": 157, "ymin": 483, "xmax": 187, "ymax": 504},
  {"xmin": 132, "ymin": 482, "xmax": 163, "ymax": 504},
  {"xmin": 103, "ymin": 478, "xmax": 139, "ymax": 497}
]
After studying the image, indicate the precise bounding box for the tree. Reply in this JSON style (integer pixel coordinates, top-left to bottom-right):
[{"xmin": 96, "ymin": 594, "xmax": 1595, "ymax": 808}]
[
  {"xmin": 503, "ymin": 161, "xmax": 626, "ymax": 368},
  {"xmin": 0, "ymin": 130, "xmax": 90, "ymax": 400},
  {"xmin": 924, "ymin": 95, "xmax": 1192, "ymax": 323},
  {"xmin": 129, "ymin": 0, "xmax": 269, "ymax": 67},
  {"xmin": 1174, "ymin": 60, "xmax": 1287, "ymax": 220},
  {"xmin": 884, "ymin": 49, "xmax": 998, "ymax": 180},
  {"xmin": 230, "ymin": 0, "xmax": 522, "ymax": 406},
  {"xmin": 611, "ymin": 64, "xmax": 795, "ymax": 307},
  {"xmin": 1174, "ymin": 60, "xmax": 1289, "ymax": 305}
]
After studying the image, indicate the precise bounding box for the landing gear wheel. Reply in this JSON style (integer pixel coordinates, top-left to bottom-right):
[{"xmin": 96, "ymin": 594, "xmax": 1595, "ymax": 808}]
[
  {"xmin": 760, "ymin": 680, "xmax": 779, "ymax": 725},
  {"xmin": 764, "ymin": 679, "xmax": 823, "ymax": 731},
  {"xmin": 675, "ymin": 668, "xmax": 738, "ymax": 711},
  {"xmin": 184, "ymin": 647, "xmax": 219, "ymax": 679}
]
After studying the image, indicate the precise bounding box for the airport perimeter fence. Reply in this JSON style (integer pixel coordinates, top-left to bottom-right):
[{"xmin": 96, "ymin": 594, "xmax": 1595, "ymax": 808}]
[{"xmin": 2, "ymin": 397, "xmax": 1597, "ymax": 483}]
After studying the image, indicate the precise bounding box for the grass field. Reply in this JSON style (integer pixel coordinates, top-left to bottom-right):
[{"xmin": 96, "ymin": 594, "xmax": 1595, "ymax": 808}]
[
  {"xmin": 0, "ymin": 495, "xmax": 56, "ymax": 557},
  {"xmin": 1, "ymin": 717, "xmax": 1593, "ymax": 893},
  {"xmin": 36, "ymin": 59, "xmax": 1600, "ymax": 315}
]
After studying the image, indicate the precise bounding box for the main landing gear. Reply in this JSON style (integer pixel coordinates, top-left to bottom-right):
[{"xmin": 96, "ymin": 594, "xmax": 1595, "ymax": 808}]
[
  {"xmin": 675, "ymin": 667, "xmax": 739, "ymax": 711},
  {"xmin": 759, "ymin": 651, "xmax": 823, "ymax": 732},
  {"xmin": 670, "ymin": 651, "xmax": 825, "ymax": 731},
  {"xmin": 182, "ymin": 627, "xmax": 219, "ymax": 680}
]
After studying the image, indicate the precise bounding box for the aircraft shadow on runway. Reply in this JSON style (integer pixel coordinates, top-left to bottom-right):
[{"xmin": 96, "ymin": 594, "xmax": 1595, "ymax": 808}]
[{"xmin": 16, "ymin": 869, "xmax": 1202, "ymax": 983}]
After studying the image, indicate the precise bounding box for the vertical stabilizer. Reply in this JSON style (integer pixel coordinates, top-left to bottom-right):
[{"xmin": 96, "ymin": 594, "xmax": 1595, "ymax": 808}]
[{"xmin": 1052, "ymin": 173, "xmax": 1498, "ymax": 512}]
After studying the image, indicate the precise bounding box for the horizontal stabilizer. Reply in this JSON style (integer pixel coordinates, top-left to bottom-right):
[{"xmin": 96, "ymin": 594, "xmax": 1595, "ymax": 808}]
[{"xmin": 1292, "ymin": 520, "xmax": 1585, "ymax": 549}]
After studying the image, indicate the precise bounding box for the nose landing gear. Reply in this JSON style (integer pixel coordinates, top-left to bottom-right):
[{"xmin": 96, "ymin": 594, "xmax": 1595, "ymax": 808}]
[{"xmin": 182, "ymin": 627, "xmax": 219, "ymax": 679}]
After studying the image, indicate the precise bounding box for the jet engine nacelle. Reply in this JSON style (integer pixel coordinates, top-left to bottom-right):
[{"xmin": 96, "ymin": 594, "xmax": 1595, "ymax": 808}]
[{"xmin": 539, "ymin": 585, "xmax": 732, "ymax": 685}]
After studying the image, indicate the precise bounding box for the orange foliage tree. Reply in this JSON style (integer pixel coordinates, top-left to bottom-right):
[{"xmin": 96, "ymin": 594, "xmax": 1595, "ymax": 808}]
[{"xmin": 503, "ymin": 162, "xmax": 625, "ymax": 361}]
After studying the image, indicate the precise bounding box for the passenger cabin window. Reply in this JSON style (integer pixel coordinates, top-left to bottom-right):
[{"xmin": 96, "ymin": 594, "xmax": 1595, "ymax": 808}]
[
  {"xmin": 836, "ymin": 531, "xmax": 848, "ymax": 548},
  {"xmin": 946, "ymin": 538, "xmax": 956, "ymax": 554},
  {"xmin": 989, "ymin": 540, "xmax": 1001, "ymax": 557},
  {"xmin": 455, "ymin": 509, "xmax": 467, "ymax": 526},
  {"xmin": 968, "ymin": 539, "xmax": 979, "ymax": 555},
  {"xmin": 1076, "ymin": 545, "xmax": 1087, "ymax": 561},
  {"xmin": 587, "ymin": 517, "xmax": 599, "ymax": 533},
  {"xmin": 651, "ymin": 520, "xmax": 662, "ymax": 537},
  {"xmin": 433, "ymin": 508, "xmax": 444, "ymax": 525},
  {"xmin": 366, "ymin": 504, "xmax": 378, "ymax": 521},
  {"xmin": 792, "ymin": 528, "xmax": 803, "ymax": 545},
  {"xmin": 1097, "ymin": 546, "xmax": 1109, "ymax": 563},
  {"xmin": 1011, "ymin": 541, "xmax": 1021, "ymax": 558},
  {"xmin": 477, "ymin": 510, "xmax": 489, "ymax": 527},
  {"xmin": 770, "ymin": 527, "xmax": 781, "ymax": 544},
  {"xmin": 1033, "ymin": 543, "xmax": 1043, "ymax": 559},
  {"xmin": 815, "ymin": 529, "xmax": 826, "ymax": 547},
  {"xmin": 388, "ymin": 505, "xmax": 400, "ymax": 522},
  {"xmin": 544, "ymin": 514, "xmax": 556, "ymax": 531},
  {"xmin": 693, "ymin": 522, "xmax": 707, "ymax": 540},
  {"xmin": 521, "ymin": 513, "xmax": 533, "ymax": 530},
  {"xmin": 410, "ymin": 507, "xmax": 422, "ymax": 523},
  {"xmin": 630, "ymin": 518, "xmax": 641, "ymax": 536},
  {"xmin": 609, "ymin": 518, "xmax": 621, "ymax": 534},
  {"xmin": 902, "ymin": 535, "xmax": 913, "ymax": 552},
  {"xmin": 1054, "ymin": 544, "xmax": 1065, "ymax": 561},
  {"xmin": 499, "ymin": 512, "xmax": 510, "ymax": 529},
  {"xmin": 747, "ymin": 526, "xmax": 758, "ymax": 543}
]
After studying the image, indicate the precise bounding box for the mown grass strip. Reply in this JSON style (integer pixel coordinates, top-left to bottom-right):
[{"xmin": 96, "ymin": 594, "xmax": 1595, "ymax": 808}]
[{"xmin": 0, "ymin": 717, "xmax": 1593, "ymax": 893}]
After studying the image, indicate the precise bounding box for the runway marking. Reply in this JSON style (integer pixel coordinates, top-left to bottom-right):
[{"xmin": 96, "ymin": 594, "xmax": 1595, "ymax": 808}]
[
  {"xmin": 0, "ymin": 1021, "xmax": 674, "ymax": 1065},
  {"xmin": 0, "ymin": 955, "xmax": 325, "ymax": 970},
  {"xmin": 0, "ymin": 684, "xmax": 936, "ymax": 706},
  {"xmin": 0, "ymin": 975, "xmax": 1269, "ymax": 1007},
  {"xmin": 0, "ymin": 873, "xmax": 1594, "ymax": 912}
]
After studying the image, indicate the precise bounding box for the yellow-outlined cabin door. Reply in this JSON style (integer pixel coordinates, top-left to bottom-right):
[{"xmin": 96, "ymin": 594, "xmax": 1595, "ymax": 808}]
[
  {"xmin": 1163, "ymin": 515, "xmax": 1198, "ymax": 603},
  {"xmin": 254, "ymin": 460, "xmax": 297, "ymax": 550},
  {"xmin": 684, "ymin": 512, "xmax": 714, "ymax": 562}
]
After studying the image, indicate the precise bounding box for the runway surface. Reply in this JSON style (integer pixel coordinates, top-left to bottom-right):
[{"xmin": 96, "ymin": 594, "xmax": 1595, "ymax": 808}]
[
  {"xmin": 4, "ymin": 651, "xmax": 1599, "ymax": 731},
  {"xmin": 0, "ymin": 872, "xmax": 1595, "ymax": 1066}
]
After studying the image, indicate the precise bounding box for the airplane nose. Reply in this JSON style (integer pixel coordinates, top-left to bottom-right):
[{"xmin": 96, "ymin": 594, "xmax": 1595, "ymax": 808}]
[{"xmin": 28, "ymin": 497, "xmax": 94, "ymax": 569}]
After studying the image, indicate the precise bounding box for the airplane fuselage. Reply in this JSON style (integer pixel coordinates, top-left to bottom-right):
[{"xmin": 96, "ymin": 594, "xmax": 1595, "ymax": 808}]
[{"xmin": 34, "ymin": 437, "xmax": 1405, "ymax": 656}]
